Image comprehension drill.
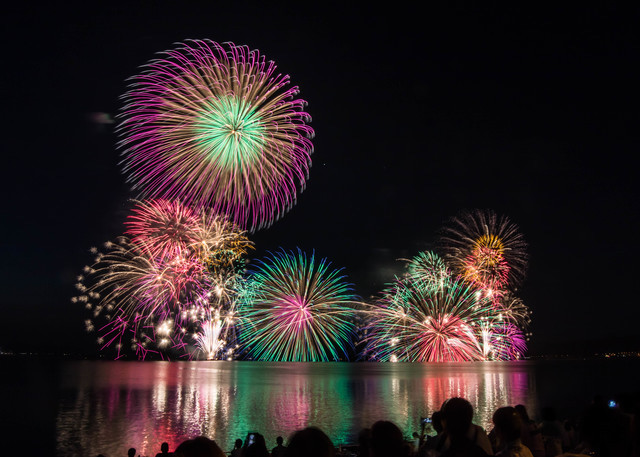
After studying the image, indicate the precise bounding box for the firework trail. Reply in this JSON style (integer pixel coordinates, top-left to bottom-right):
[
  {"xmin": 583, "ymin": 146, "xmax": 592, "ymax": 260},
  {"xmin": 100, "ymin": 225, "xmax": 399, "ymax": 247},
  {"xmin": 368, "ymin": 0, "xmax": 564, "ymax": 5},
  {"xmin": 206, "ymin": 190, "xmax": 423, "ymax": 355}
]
[
  {"xmin": 237, "ymin": 249, "xmax": 358, "ymax": 361},
  {"xmin": 440, "ymin": 210, "xmax": 528, "ymax": 291},
  {"xmin": 118, "ymin": 40, "xmax": 314, "ymax": 232}
]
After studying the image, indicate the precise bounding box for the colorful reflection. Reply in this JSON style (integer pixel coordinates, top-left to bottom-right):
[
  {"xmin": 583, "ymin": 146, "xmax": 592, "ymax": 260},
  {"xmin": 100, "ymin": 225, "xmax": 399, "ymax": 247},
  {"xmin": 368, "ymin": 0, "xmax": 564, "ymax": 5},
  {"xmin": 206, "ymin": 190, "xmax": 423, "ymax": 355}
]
[{"xmin": 56, "ymin": 361, "xmax": 535, "ymax": 456}]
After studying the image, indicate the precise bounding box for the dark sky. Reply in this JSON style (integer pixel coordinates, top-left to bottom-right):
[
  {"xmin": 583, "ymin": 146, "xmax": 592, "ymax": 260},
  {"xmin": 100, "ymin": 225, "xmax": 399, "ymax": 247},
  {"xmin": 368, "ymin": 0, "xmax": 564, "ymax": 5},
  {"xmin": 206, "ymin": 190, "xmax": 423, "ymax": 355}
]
[{"xmin": 2, "ymin": 4, "xmax": 638, "ymax": 355}]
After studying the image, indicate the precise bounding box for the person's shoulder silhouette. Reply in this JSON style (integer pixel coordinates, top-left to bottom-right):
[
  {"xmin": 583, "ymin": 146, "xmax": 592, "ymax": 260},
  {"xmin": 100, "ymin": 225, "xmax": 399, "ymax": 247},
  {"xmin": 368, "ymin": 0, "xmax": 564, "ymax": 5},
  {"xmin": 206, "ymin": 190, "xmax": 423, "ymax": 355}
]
[{"xmin": 155, "ymin": 442, "xmax": 174, "ymax": 457}]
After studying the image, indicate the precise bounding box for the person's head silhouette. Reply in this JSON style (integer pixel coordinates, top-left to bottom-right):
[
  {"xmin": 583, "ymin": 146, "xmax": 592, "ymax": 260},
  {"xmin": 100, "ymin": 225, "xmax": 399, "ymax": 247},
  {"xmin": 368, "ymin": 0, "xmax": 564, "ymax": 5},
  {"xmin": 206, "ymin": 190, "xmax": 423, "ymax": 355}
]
[{"xmin": 441, "ymin": 397, "xmax": 474, "ymax": 438}]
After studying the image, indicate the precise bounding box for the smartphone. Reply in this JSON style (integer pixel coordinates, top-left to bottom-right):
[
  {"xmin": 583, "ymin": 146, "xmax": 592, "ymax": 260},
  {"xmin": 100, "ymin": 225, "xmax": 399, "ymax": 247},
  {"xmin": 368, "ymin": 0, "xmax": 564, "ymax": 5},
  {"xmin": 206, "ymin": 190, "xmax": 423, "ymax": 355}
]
[{"xmin": 246, "ymin": 432, "xmax": 258, "ymax": 446}]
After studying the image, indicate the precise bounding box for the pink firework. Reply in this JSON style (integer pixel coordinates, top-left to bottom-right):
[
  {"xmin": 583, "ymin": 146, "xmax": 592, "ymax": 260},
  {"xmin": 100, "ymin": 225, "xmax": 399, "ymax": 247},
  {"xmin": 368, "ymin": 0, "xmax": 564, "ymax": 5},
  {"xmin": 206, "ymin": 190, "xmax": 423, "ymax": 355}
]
[
  {"xmin": 125, "ymin": 200, "xmax": 200, "ymax": 259},
  {"xmin": 118, "ymin": 40, "xmax": 314, "ymax": 232},
  {"xmin": 73, "ymin": 202, "xmax": 252, "ymax": 360},
  {"xmin": 124, "ymin": 199, "xmax": 252, "ymax": 262}
]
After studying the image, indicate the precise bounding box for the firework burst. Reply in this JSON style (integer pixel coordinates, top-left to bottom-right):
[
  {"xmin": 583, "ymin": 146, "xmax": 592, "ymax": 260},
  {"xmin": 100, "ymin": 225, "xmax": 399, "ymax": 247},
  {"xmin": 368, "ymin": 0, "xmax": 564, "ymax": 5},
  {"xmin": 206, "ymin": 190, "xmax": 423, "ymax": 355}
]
[
  {"xmin": 362, "ymin": 277, "xmax": 493, "ymax": 362},
  {"xmin": 403, "ymin": 251, "xmax": 450, "ymax": 291},
  {"xmin": 125, "ymin": 199, "xmax": 253, "ymax": 269},
  {"xmin": 362, "ymin": 245, "xmax": 531, "ymax": 362},
  {"xmin": 492, "ymin": 292, "xmax": 532, "ymax": 329},
  {"xmin": 73, "ymin": 203, "xmax": 252, "ymax": 359},
  {"xmin": 73, "ymin": 237, "xmax": 213, "ymax": 359},
  {"xmin": 482, "ymin": 292, "xmax": 531, "ymax": 359},
  {"xmin": 125, "ymin": 199, "xmax": 200, "ymax": 258},
  {"xmin": 195, "ymin": 308, "xmax": 240, "ymax": 360},
  {"xmin": 237, "ymin": 249, "xmax": 358, "ymax": 362},
  {"xmin": 117, "ymin": 40, "xmax": 314, "ymax": 232},
  {"xmin": 485, "ymin": 323, "xmax": 528, "ymax": 360},
  {"xmin": 440, "ymin": 210, "xmax": 528, "ymax": 290}
]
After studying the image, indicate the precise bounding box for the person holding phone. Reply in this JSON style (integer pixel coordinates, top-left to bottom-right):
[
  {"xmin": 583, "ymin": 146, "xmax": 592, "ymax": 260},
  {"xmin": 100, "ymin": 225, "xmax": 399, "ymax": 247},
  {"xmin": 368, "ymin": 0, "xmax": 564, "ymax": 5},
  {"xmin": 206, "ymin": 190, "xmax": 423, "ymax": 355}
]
[{"xmin": 244, "ymin": 432, "xmax": 269, "ymax": 457}]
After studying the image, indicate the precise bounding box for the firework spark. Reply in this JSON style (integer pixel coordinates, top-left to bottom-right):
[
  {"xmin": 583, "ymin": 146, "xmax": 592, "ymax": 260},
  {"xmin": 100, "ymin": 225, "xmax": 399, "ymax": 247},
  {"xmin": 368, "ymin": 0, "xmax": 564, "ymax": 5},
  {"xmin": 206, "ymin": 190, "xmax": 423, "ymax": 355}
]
[
  {"xmin": 125, "ymin": 199, "xmax": 253, "ymax": 269},
  {"xmin": 440, "ymin": 210, "xmax": 528, "ymax": 290},
  {"xmin": 73, "ymin": 203, "xmax": 252, "ymax": 359},
  {"xmin": 362, "ymin": 277, "xmax": 493, "ymax": 362},
  {"xmin": 237, "ymin": 249, "xmax": 358, "ymax": 361},
  {"xmin": 362, "ymin": 245, "xmax": 530, "ymax": 362},
  {"xmin": 403, "ymin": 251, "xmax": 450, "ymax": 291},
  {"xmin": 195, "ymin": 308, "xmax": 239, "ymax": 360},
  {"xmin": 74, "ymin": 237, "xmax": 212, "ymax": 359},
  {"xmin": 118, "ymin": 40, "xmax": 314, "ymax": 232}
]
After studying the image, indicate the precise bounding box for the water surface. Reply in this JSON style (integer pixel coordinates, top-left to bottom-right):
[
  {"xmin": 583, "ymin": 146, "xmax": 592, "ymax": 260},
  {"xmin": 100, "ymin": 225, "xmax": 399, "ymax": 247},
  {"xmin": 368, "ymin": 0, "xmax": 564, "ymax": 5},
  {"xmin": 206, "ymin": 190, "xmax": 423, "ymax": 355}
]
[
  {"xmin": 51, "ymin": 361, "xmax": 640, "ymax": 455},
  {"xmin": 4, "ymin": 358, "xmax": 638, "ymax": 456}
]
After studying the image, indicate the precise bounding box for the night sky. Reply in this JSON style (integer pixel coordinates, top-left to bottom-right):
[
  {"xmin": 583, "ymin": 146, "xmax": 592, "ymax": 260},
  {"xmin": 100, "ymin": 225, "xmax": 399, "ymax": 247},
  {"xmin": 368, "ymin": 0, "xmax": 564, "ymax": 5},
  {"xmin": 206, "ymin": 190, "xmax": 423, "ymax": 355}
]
[{"xmin": 2, "ymin": 4, "xmax": 638, "ymax": 356}]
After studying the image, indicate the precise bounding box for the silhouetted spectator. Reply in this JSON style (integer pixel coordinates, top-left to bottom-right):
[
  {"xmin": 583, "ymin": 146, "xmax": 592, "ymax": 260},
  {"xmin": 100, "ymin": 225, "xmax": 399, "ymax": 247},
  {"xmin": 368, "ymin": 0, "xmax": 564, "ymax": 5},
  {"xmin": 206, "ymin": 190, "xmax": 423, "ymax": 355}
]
[
  {"xmin": 492, "ymin": 406, "xmax": 533, "ymax": 457},
  {"xmin": 156, "ymin": 442, "xmax": 174, "ymax": 457},
  {"xmin": 357, "ymin": 428, "xmax": 371, "ymax": 457},
  {"xmin": 230, "ymin": 439, "xmax": 243, "ymax": 457},
  {"xmin": 128, "ymin": 448, "xmax": 137, "ymax": 457},
  {"xmin": 439, "ymin": 397, "xmax": 490, "ymax": 457},
  {"xmin": 285, "ymin": 426, "xmax": 335, "ymax": 457},
  {"xmin": 412, "ymin": 431, "xmax": 421, "ymax": 451},
  {"xmin": 571, "ymin": 399, "xmax": 633, "ymax": 457},
  {"xmin": 539, "ymin": 407, "xmax": 564, "ymax": 456},
  {"xmin": 420, "ymin": 410, "xmax": 446, "ymax": 455},
  {"xmin": 514, "ymin": 405, "xmax": 545, "ymax": 457},
  {"xmin": 174, "ymin": 436, "xmax": 225, "ymax": 457},
  {"xmin": 561, "ymin": 419, "xmax": 577, "ymax": 452},
  {"xmin": 272, "ymin": 436, "xmax": 287, "ymax": 457},
  {"xmin": 369, "ymin": 420, "xmax": 407, "ymax": 457},
  {"xmin": 245, "ymin": 433, "xmax": 269, "ymax": 457}
]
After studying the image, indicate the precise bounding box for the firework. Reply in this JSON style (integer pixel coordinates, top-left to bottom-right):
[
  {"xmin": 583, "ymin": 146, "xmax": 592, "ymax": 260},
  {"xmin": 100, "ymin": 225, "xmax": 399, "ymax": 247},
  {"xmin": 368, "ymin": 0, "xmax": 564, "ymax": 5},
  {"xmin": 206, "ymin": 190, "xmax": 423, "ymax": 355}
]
[
  {"xmin": 118, "ymin": 40, "xmax": 314, "ymax": 232},
  {"xmin": 482, "ymin": 292, "xmax": 530, "ymax": 360},
  {"xmin": 362, "ymin": 277, "xmax": 493, "ymax": 362},
  {"xmin": 440, "ymin": 210, "xmax": 527, "ymax": 290},
  {"xmin": 125, "ymin": 199, "xmax": 200, "ymax": 258},
  {"xmin": 403, "ymin": 251, "xmax": 450, "ymax": 291},
  {"xmin": 485, "ymin": 323, "xmax": 527, "ymax": 360},
  {"xmin": 492, "ymin": 292, "xmax": 532, "ymax": 329},
  {"xmin": 124, "ymin": 199, "xmax": 253, "ymax": 269},
  {"xmin": 73, "ymin": 237, "xmax": 213, "ymax": 359},
  {"xmin": 363, "ymin": 246, "xmax": 530, "ymax": 362},
  {"xmin": 195, "ymin": 308, "xmax": 239, "ymax": 360},
  {"xmin": 73, "ymin": 203, "xmax": 252, "ymax": 359},
  {"xmin": 237, "ymin": 249, "xmax": 357, "ymax": 362}
]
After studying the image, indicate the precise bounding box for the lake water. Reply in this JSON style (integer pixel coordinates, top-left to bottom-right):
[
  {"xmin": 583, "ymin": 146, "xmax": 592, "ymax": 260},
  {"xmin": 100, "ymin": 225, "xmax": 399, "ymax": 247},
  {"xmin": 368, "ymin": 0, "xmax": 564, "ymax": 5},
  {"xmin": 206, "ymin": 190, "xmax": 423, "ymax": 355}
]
[{"xmin": 2, "ymin": 358, "xmax": 639, "ymax": 456}]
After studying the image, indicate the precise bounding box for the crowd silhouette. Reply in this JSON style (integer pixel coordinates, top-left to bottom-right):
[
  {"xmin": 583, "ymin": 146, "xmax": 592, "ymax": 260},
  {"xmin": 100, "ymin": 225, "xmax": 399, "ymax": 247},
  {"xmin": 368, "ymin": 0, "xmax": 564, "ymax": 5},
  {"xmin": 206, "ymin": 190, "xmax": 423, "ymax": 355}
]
[{"xmin": 103, "ymin": 394, "xmax": 639, "ymax": 457}]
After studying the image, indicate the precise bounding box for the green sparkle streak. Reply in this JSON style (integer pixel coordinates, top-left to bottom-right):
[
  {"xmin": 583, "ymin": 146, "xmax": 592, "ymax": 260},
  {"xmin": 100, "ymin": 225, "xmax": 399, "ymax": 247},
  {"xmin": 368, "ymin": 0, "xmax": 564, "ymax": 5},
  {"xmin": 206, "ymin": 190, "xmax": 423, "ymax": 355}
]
[{"xmin": 195, "ymin": 97, "xmax": 266, "ymax": 169}]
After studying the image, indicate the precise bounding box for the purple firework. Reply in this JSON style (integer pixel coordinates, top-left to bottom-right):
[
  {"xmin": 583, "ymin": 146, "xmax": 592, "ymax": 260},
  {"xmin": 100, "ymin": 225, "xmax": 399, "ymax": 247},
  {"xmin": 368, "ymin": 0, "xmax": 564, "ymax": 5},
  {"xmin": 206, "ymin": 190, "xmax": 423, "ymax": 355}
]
[{"xmin": 118, "ymin": 40, "xmax": 314, "ymax": 232}]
